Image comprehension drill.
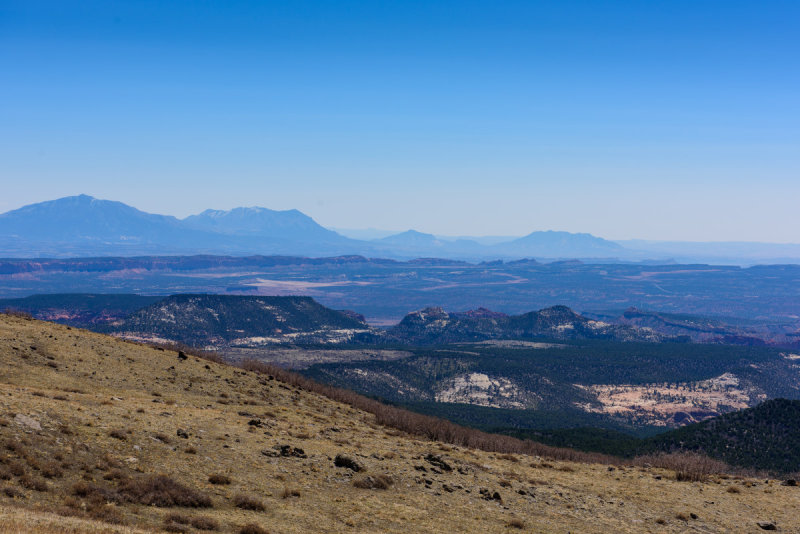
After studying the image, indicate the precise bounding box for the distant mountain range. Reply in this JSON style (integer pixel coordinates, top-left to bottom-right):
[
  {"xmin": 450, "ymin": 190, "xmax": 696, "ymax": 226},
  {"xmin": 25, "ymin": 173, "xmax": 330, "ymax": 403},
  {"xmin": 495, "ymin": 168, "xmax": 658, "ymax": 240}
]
[
  {"xmin": 0, "ymin": 293, "xmax": 678, "ymax": 346},
  {"xmin": 2, "ymin": 195, "xmax": 799, "ymax": 264},
  {"xmin": 111, "ymin": 294, "xmax": 371, "ymax": 346},
  {"xmin": 384, "ymin": 305, "xmax": 670, "ymax": 344}
]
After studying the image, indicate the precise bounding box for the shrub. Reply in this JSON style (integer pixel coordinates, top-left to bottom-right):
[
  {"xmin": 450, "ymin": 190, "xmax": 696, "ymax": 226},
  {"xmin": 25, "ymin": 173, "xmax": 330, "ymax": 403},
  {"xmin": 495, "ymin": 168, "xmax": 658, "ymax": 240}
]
[
  {"xmin": 506, "ymin": 518, "xmax": 525, "ymax": 529},
  {"xmin": 87, "ymin": 504, "xmax": 126, "ymax": 525},
  {"xmin": 239, "ymin": 524, "xmax": 268, "ymax": 534},
  {"xmin": 164, "ymin": 512, "xmax": 191, "ymax": 524},
  {"xmin": 280, "ymin": 486, "xmax": 300, "ymax": 498},
  {"xmin": 117, "ymin": 475, "xmax": 212, "ymax": 508},
  {"xmin": 18, "ymin": 474, "xmax": 47, "ymax": 491},
  {"xmin": 41, "ymin": 462, "xmax": 64, "ymax": 479},
  {"xmin": 208, "ymin": 473, "xmax": 231, "ymax": 485},
  {"xmin": 163, "ymin": 524, "xmax": 189, "ymax": 534},
  {"xmin": 233, "ymin": 493, "xmax": 266, "ymax": 511},
  {"xmin": 636, "ymin": 452, "xmax": 726, "ymax": 483},
  {"xmin": 8, "ymin": 462, "xmax": 25, "ymax": 477},
  {"xmin": 191, "ymin": 516, "xmax": 220, "ymax": 531},
  {"xmin": 3, "ymin": 486, "xmax": 24, "ymax": 498}
]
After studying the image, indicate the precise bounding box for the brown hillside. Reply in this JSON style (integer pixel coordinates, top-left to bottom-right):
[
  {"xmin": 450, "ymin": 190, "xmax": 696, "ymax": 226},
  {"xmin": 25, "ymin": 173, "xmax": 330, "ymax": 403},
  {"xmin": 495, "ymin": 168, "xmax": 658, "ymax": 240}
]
[{"xmin": 0, "ymin": 313, "xmax": 797, "ymax": 533}]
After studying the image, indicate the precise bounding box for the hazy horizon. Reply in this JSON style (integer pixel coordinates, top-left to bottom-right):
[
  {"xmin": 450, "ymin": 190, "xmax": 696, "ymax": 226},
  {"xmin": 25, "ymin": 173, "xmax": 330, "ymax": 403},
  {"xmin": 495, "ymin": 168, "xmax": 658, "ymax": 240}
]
[
  {"xmin": 4, "ymin": 193, "xmax": 800, "ymax": 247},
  {"xmin": 2, "ymin": 2, "xmax": 799, "ymax": 242}
]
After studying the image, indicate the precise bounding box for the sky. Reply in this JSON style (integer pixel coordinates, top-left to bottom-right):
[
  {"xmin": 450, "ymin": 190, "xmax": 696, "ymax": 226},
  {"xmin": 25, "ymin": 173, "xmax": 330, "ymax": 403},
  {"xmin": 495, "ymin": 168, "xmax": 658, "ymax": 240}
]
[{"xmin": 1, "ymin": 1, "xmax": 798, "ymax": 242}]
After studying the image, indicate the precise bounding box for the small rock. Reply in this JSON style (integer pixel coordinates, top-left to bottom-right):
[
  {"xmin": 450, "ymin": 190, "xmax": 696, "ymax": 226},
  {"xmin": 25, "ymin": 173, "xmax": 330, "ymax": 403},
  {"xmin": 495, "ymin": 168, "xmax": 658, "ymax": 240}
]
[
  {"xmin": 781, "ymin": 479, "xmax": 797, "ymax": 487},
  {"xmin": 690, "ymin": 513, "xmax": 698, "ymax": 520},
  {"xmin": 14, "ymin": 414, "xmax": 41, "ymax": 431},
  {"xmin": 176, "ymin": 429, "xmax": 189, "ymax": 439},
  {"xmin": 278, "ymin": 445, "xmax": 306, "ymax": 458},
  {"xmin": 757, "ymin": 521, "xmax": 777, "ymax": 530},
  {"xmin": 334, "ymin": 454, "xmax": 361, "ymax": 471},
  {"xmin": 424, "ymin": 454, "xmax": 452, "ymax": 472},
  {"xmin": 177, "ymin": 351, "xmax": 187, "ymax": 360}
]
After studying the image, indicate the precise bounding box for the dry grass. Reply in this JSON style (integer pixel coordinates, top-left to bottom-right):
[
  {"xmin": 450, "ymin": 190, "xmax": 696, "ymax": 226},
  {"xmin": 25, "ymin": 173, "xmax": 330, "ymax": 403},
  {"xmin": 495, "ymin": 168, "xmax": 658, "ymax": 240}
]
[
  {"xmin": 635, "ymin": 452, "xmax": 727, "ymax": 482},
  {"xmin": 0, "ymin": 314, "xmax": 798, "ymax": 534}
]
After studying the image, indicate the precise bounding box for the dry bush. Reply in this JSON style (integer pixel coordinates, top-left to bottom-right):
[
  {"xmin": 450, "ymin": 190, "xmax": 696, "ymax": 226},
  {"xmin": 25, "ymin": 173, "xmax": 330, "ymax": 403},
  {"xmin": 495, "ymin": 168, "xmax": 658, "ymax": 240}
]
[
  {"xmin": 280, "ymin": 486, "xmax": 301, "ymax": 498},
  {"xmin": 635, "ymin": 452, "xmax": 727, "ymax": 482},
  {"xmin": 87, "ymin": 504, "xmax": 126, "ymax": 525},
  {"xmin": 727, "ymin": 485, "xmax": 741, "ymax": 493},
  {"xmin": 352, "ymin": 474, "xmax": 393, "ymax": 490},
  {"xmin": 2, "ymin": 309, "xmax": 33, "ymax": 320},
  {"xmin": 18, "ymin": 474, "xmax": 47, "ymax": 491},
  {"xmin": 164, "ymin": 512, "xmax": 191, "ymax": 524},
  {"xmin": 233, "ymin": 493, "xmax": 266, "ymax": 511},
  {"xmin": 3, "ymin": 486, "xmax": 24, "ymax": 498},
  {"xmin": 40, "ymin": 461, "xmax": 64, "ymax": 479},
  {"xmin": 191, "ymin": 516, "xmax": 220, "ymax": 531},
  {"xmin": 208, "ymin": 473, "xmax": 231, "ymax": 485},
  {"xmin": 506, "ymin": 518, "xmax": 526, "ymax": 529},
  {"xmin": 103, "ymin": 469, "xmax": 127, "ymax": 481},
  {"xmin": 239, "ymin": 524, "xmax": 268, "ymax": 534},
  {"xmin": 163, "ymin": 523, "xmax": 190, "ymax": 534},
  {"xmin": 8, "ymin": 462, "xmax": 26, "ymax": 477},
  {"xmin": 117, "ymin": 474, "xmax": 212, "ymax": 507}
]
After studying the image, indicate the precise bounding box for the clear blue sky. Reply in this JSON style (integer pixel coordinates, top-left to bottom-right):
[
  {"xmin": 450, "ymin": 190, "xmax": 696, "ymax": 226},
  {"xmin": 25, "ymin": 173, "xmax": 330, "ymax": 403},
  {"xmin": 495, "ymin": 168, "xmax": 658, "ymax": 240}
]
[{"xmin": 1, "ymin": 1, "xmax": 798, "ymax": 241}]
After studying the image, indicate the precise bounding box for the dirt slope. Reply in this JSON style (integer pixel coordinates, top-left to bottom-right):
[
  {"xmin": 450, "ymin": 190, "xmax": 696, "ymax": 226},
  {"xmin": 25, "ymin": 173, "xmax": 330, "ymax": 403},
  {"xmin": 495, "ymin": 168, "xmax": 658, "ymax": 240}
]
[{"xmin": 0, "ymin": 313, "xmax": 797, "ymax": 533}]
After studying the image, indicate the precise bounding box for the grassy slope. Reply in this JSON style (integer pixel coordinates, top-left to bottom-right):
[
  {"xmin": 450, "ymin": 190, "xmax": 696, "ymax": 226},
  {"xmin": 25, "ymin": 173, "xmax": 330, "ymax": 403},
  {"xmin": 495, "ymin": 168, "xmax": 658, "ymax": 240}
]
[{"xmin": 0, "ymin": 314, "xmax": 798, "ymax": 533}]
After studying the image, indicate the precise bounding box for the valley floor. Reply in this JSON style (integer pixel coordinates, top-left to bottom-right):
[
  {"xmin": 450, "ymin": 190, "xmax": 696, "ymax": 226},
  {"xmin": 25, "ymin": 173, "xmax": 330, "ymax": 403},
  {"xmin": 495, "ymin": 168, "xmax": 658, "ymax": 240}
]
[{"xmin": 0, "ymin": 314, "xmax": 797, "ymax": 533}]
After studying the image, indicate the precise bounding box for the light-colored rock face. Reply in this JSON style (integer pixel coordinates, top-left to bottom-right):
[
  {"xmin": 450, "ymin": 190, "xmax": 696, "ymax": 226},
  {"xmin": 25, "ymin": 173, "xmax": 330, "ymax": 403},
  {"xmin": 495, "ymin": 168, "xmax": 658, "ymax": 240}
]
[
  {"xmin": 436, "ymin": 373, "xmax": 534, "ymax": 409},
  {"xmin": 577, "ymin": 373, "xmax": 763, "ymax": 426},
  {"xmin": 14, "ymin": 413, "xmax": 41, "ymax": 431}
]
